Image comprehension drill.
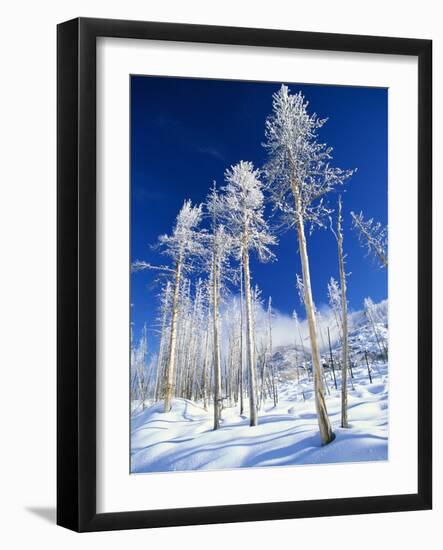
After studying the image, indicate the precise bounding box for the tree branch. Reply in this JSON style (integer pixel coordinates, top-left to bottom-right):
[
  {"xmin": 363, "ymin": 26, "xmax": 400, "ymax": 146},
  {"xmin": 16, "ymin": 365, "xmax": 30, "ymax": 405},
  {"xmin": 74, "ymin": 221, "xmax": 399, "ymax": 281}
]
[{"xmin": 131, "ymin": 260, "xmax": 175, "ymax": 274}]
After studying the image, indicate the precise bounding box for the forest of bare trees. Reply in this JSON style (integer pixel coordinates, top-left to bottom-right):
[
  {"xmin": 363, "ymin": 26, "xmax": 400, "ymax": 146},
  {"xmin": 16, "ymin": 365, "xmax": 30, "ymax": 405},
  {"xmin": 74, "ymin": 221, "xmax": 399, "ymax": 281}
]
[{"xmin": 131, "ymin": 85, "xmax": 388, "ymax": 446}]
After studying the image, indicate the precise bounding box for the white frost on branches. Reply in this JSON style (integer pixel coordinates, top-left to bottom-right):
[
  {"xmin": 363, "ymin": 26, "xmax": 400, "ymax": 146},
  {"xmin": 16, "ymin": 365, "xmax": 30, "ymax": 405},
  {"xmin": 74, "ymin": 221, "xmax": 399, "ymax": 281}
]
[
  {"xmin": 206, "ymin": 182, "xmax": 236, "ymax": 289},
  {"xmin": 221, "ymin": 161, "xmax": 276, "ymax": 261},
  {"xmin": 327, "ymin": 276, "xmax": 342, "ymax": 312},
  {"xmin": 262, "ymin": 84, "xmax": 356, "ymax": 444},
  {"xmin": 263, "ymin": 85, "xmax": 355, "ymax": 231},
  {"xmin": 216, "ymin": 160, "xmax": 276, "ymax": 427},
  {"xmin": 131, "ymin": 261, "xmax": 175, "ymax": 273},
  {"xmin": 158, "ymin": 199, "xmax": 206, "ymax": 270},
  {"xmin": 296, "ymin": 273, "xmax": 305, "ymax": 304},
  {"xmin": 350, "ymin": 211, "xmax": 388, "ymax": 268},
  {"xmin": 327, "ymin": 277, "xmax": 343, "ymax": 334},
  {"xmin": 131, "ymin": 199, "xmax": 205, "ymax": 276}
]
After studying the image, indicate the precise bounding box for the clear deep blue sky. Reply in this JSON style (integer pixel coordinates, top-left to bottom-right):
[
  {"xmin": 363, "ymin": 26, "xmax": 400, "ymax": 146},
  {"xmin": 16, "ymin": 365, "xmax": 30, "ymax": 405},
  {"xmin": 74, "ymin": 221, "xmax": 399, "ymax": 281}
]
[{"xmin": 131, "ymin": 75, "xmax": 387, "ymax": 344}]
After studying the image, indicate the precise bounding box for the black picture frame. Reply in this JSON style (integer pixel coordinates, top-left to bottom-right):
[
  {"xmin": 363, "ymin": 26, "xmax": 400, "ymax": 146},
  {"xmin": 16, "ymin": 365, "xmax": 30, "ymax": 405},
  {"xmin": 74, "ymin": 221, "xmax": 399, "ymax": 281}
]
[{"xmin": 57, "ymin": 17, "xmax": 432, "ymax": 532}]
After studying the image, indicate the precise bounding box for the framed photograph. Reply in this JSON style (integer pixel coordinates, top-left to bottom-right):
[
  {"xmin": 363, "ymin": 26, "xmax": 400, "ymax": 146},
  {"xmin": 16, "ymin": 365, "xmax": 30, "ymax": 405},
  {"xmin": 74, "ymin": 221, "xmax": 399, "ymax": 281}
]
[{"xmin": 57, "ymin": 17, "xmax": 432, "ymax": 532}]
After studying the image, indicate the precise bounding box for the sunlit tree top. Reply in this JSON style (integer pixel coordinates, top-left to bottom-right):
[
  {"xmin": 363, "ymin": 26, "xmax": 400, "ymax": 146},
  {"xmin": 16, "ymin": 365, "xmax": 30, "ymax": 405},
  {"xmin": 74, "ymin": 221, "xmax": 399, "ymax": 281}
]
[{"xmin": 263, "ymin": 85, "xmax": 355, "ymax": 230}]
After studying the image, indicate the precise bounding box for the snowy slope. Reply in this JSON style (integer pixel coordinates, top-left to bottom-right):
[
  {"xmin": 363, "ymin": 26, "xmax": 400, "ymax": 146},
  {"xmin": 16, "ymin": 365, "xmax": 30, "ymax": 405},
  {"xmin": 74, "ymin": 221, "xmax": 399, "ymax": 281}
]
[
  {"xmin": 131, "ymin": 302, "xmax": 388, "ymax": 473},
  {"xmin": 131, "ymin": 366, "xmax": 388, "ymax": 473}
]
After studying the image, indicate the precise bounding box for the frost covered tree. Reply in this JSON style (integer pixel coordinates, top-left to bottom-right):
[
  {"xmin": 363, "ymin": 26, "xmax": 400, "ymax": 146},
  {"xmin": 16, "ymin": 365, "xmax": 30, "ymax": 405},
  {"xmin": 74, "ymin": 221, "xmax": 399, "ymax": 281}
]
[
  {"xmin": 238, "ymin": 263, "xmax": 245, "ymax": 414},
  {"xmin": 351, "ymin": 211, "xmax": 388, "ymax": 268},
  {"xmin": 211, "ymin": 226, "xmax": 233, "ymax": 429},
  {"xmin": 222, "ymin": 297, "xmax": 243, "ymax": 408},
  {"xmin": 252, "ymin": 284, "xmax": 265, "ymax": 408},
  {"xmin": 154, "ymin": 281, "xmax": 172, "ymax": 401},
  {"xmin": 156, "ymin": 275, "xmax": 210, "ymax": 405},
  {"xmin": 263, "ymin": 85, "xmax": 354, "ymax": 444},
  {"xmin": 206, "ymin": 183, "xmax": 235, "ymax": 429},
  {"xmin": 132, "ymin": 200, "xmax": 205, "ymax": 412},
  {"xmin": 261, "ymin": 296, "xmax": 277, "ymax": 407},
  {"xmin": 327, "ymin": 277, "xmax": 343, "ymax": 339},
  {"xmin": 292, "ymin": 310, "xmax": 303, "ymax": 383},
  {"xmin": 160, "ymin": 275, "xmax": 211, "ymax": 404},
  {"xmin": 330, "ymin": 196, "xmax": 350, "ymax": 428},
  {"xmin": 314, "ymin": 307, "xmax": 331, "ymax": 396},
  {"xmin": 219, "ymin": 161, "xmax": 276, "ymax": 426},
  {"xmin": 131, "ymin": 324, "xmax": 151, "ymax": 410},
  {"xmin": 293, "ymin": 306, "xmax": 312, "ymax": 385},
  {"xmin": 183, "ymin": 278, "xmax": 205, "ymax": 400},
  {"xmin": 199, "ymin": 280, "xmax": 212, "ymax": 410},
  {"xmin": 172, "ymin": 277, "xmax": 192, "ymax": 401}
]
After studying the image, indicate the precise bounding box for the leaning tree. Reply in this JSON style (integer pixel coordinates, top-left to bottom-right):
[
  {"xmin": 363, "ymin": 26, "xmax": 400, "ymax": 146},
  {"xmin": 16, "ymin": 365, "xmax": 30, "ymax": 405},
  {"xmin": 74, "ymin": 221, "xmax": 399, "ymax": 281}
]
[{"xmin": 263, "ymin": 85, "xmax": 354, "ymax": 445}]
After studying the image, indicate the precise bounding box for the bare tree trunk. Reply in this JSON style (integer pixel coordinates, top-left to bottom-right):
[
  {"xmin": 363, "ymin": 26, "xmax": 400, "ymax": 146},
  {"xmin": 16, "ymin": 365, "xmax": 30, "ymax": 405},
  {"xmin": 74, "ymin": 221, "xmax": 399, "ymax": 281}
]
[
  {"xmin": 186, "ymin": 285, "xmax": 201, "ymax": 400},
  {"xmin": 292, "ymin": 179, "xmax": 333, "ymax": 445},
  {"xmin": 243, "ymin": 242, "xmax": 258, "ymax": 427},
  {"xmin": 201, "ymin": 314, "xmax": 211, "ymax": 410},
  {"xmin": 271, "ymin": 363, "xmax": 278, "ymax": 406},
  {"xmin": 294, "ymin": 336, "xmax": 300, "ymax": 383},
  {"xmin": 251, "ymin": 287, "xmax": 260, "ymax": 410},
  {"xmin": 337, "ymin": 197, "xmax": 350, "ymax": 429},
  {"xmin": 213, "ymin": 258, "xmax": 222, "ymax": 430},
  {"xmin": 316, "ymin": 313, "xmax": 331, "ymax": 395},
  {"xmin": 261, "ymin": 297, "xmax": 273, "ymax": 408},
  {"xmin": 364, "ymin": 350, "xmax": 373, "ymax": 384},
  {"xmin": 163, "ymin": 257, "xmax": 183, "ymax": 412},
  {"xmin": 154, "ymin": 348, "xmax": 164, "ymax": 402},
  {"xmin": 155, "ymin": 284, "xmax": 171, "ymax": 401},
  {"xmin": 239, "ymin": 263, "xmax": 244, "ymax": 415},
  {"xmin": 327, "ymin": 326, "xmax": 338, "ymax": 390},
  {"xmin": 155, "ymin": 321, "xmax": 166, "ymax": 401}
]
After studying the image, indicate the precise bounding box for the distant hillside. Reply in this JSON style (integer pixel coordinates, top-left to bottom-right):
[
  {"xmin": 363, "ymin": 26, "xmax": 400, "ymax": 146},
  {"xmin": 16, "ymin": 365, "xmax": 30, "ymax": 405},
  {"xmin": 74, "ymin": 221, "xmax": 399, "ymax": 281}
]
[{"xmin": 269, "ymin": 299, "xmax": 388, "ymax": 382}]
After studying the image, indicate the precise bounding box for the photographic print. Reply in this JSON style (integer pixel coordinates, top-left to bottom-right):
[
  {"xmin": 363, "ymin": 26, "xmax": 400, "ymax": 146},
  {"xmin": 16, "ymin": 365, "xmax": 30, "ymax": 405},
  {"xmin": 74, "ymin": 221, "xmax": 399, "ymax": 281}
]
[{"xmin": 130, "ymin": 76, "xmax": 388, "ymax": 474}]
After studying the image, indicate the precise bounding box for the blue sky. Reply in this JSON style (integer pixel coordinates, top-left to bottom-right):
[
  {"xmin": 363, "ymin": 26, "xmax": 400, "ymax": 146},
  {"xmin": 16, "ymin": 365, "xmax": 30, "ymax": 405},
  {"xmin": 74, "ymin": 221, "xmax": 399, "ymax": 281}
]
[{"xmin": 131, "ymin": 76, "xmax": 387, "ymax": 346}]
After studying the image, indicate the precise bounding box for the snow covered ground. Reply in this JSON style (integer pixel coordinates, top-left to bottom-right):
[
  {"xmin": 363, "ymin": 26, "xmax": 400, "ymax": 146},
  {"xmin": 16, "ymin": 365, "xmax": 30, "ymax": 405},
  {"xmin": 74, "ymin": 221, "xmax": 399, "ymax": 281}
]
[{"xmin": 131, "ymin": 360, "xmax": 388, "ymax": 473}]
